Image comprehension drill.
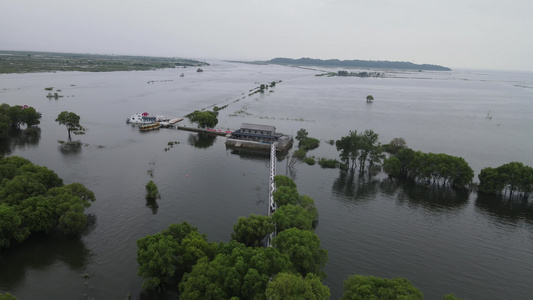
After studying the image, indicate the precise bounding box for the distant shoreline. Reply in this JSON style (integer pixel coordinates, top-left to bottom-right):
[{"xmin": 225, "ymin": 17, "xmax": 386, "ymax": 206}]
[
  {"xmin": 0, "ymin": 50, "xmax": 208, "ymax": 74},
  {"xmin": 245, "ymin": 57, "xmax": 452, "ymax": 71}
]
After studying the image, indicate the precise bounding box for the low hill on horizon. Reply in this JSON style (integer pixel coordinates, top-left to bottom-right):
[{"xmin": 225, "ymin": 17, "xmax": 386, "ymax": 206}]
[{"xmin": 261, "ymin": 57, "xmax": 451, "ymax": 71}]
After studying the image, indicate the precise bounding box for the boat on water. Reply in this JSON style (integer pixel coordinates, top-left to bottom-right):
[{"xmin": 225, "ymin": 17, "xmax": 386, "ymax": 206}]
[
  {"xmin": 127, "ymin": 112, "xmax": 169, "ymax": 124},
  {"xmin": 139, "ymin": 122, "xmax": 161, "ymax": 131}
]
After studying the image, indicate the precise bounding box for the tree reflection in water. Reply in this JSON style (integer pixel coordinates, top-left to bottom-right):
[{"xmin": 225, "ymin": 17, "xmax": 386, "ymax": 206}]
[
  {"xmin": 187, "ymin": 133, "xmax": 216, "ymax": 149},
  {"xmin": 332, "ymin": 171, "xmax": 469, "ymax": 212},
  {"xmin": 332, "ymin": 170, "xmax": 380, "ymax": 204},
  {"xmin": 475, "ymin": 192, "xmax": 533, "ymax": 226},
  {"xmin": 0, "ymin": 129, "xmax": 41, "ymax": 156},
  {"xmin": 0, "ymin": 214, "xmax": 95, "ymax": 290}
]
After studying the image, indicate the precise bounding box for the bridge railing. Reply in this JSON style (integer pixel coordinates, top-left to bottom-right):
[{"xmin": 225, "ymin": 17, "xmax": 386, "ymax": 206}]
[{"xmin": 266, "ymin": 143, "xmax": 277, "ymax": 247}]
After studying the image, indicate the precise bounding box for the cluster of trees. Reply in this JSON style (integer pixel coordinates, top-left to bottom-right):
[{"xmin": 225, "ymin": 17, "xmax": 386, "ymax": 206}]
[
  {"xmin": 294, "ymin": 128, "xmax": 320, "ymax": 162},
  {"xmin": 0, "ymin": 156, "xmax": 95, "ymax": 249},
  {"xmin": 0, "ymin": 103, "xmax": 41, "ymax": 138},
  {"xmin": 478, "ymin": 162, "xmax": 533, "ymax": 198},
  {"xmin": 185, "ymin": 110, "xmax": 218, "ymax": 128},
  {"xmin": 136, "ymin": 175, "xmax": 329, "ymax": 299},
  {"xmin": 136, "ymin": 175, "xmax": 466, "ymax": 299},
  {"xmin": 333, "ymin": 71, "xmax": 383, "ymax": 78},
  {"xmin": 335, "ymin": 129, "xmax": 385, "ymax": 174},
  {"xmin": 383, "ymin": 148, "xmax": 474, "ymax": 189}
]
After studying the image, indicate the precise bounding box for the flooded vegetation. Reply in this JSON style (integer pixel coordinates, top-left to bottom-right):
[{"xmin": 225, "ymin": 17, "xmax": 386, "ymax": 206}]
[
  {"xmin": 0, "ymin": 50, "xmax": 208, "ymax": 74},
  {"xmin": 0, "ymin": 61, "xmax": 532, "ymax": 299}
]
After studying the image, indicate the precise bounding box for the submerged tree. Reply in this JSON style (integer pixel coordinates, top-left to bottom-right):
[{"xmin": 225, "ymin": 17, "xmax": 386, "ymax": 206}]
[
  {"xmin": 55, "ymin": 111, "xmax": 84, "ymax": 140},
  {"xmin": 0, "ymin": 156, "xmax": 95, "ymax": 248},
  {"xmin": 145, "ymin": 180, "xmax": 160, "ymax": 201},
  {"xmin": 478, "ymin": 162, "xmax": 533, "ymax": 198},
  {"xmin": 185, "ymin": 110, "xmax": 218, "ymax": 128}
]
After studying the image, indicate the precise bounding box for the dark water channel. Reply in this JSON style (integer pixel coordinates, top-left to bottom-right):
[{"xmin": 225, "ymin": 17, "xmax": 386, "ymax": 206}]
[{"xmin": 1, "ymin": 62, "xmax": 532, "ymax": 299}]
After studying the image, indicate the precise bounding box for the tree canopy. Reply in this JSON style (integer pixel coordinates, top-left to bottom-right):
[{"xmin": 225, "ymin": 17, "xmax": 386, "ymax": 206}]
[
  {"xmin": 0, "ymin": 156, "xmax": 95, "ymax": 249},
  {"xmin": 383, "ymin": 148, "xmax": 474, "ymax": 188},
  {"xmin": 185, "ymin": 110, "xmax": 218, "ymax": 128},
  {"xmin": 336, "ymin": 129, "xmax": 384, "ymax": 173},
  {"xmin": 178, "ymin": 240, "xmax": 292, "ymax": 299},
  {"xmin": 478, "ymin": 162, "xmax": 533, "ymax": 198},
  {"xmin": 0, "ymin": 103, "xmax": 41, "ymax": 138},
  {"xmin": 265, "ymin": 272, "xmax": 330, "ymax": 300},
  {"xmin": 272, "ymin": 204, "xmax": 314, "ymax": 232},
  {"xmin": 231, "ymin": 214, "xmax": 274, "ymax": 247},
  {"xmin": 273, "ymin": 228, "xmax": 328, "ymax": 278},
  {"xmin": 55, "ymin": 111, "xmax": 84, "ymax": 139}
]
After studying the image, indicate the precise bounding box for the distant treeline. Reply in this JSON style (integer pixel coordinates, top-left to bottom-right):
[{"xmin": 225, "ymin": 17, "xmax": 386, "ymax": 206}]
[{"xmin": 264, "ymin": 57, "xmax": 451, "ymax": 71}]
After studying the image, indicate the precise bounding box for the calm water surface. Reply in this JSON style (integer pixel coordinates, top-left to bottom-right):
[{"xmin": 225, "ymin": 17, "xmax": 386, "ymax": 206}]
[{"xmin": 0, "ymin": 62, "xmax": 532, "ymax": 299}]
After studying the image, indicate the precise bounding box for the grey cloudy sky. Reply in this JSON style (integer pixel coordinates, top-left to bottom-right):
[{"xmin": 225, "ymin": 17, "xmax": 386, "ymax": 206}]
[{"xmin": 2, "ymin": 0, "xmax": 532, "ymax": 71}]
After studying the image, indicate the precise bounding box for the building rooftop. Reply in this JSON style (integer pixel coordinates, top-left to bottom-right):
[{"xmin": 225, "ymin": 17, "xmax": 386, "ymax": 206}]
[{"xmin": 240, "ymin": 123, "xmax": 276, "ymax": 132}]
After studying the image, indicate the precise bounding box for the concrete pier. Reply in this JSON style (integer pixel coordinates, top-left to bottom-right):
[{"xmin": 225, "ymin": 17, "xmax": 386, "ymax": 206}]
[{"xmin": 176, "ymin": 126, "xmax": 231, "ymax": 136}]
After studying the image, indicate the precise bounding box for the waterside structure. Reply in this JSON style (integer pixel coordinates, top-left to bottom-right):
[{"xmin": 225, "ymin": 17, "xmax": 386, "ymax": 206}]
[{"xmin": 225, "ymin": 123, "xmax": 293, "ymax": 152}]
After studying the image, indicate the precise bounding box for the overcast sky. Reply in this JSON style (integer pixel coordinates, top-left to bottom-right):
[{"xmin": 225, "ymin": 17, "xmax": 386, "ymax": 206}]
[{"xmin": 2, "ymin": 0, "xmax": 532, "ymax": 71}]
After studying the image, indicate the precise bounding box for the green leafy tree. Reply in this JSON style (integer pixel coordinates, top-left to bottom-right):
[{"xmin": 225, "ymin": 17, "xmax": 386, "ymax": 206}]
[
  {"xmin": 272, "ymin": 204, "xmax": 314, "ymax": 232},
  {"xmin": 161, "ymin": 221, "xmax": 202, "ymax": 242},
  {"xmin": 185, "ymin": 110, "xmax": 218, "ymax": 128},
  {"xmin": 145, "ymin": 180, "xmax": 160, "ymax": 200},
  {"xmin": 383, "ymin": 156, "xmax": 402, "ymax": 177},
  {"xmin": 137, "ymin": 233, "xmax": 180, "ymax": 290},
  {"xmin": 295, "ymin": 128, "xmax": 308, "ymax": 142},
  {"xmin": 384, "ymin": 137, "xmax": 407, "ymax": 155},
  {"xmin": 0, "ymin": 156, "xmax": 95, "ymax": 248},
  {"xmin": 21, "ymin": 106, "xmax": 41, "ymax": 127},
  {"xmin": 0, "ymin": 174, "xmax": 48, "ymax": 206},
  {"xmin": 7, "ymin": 105, "xmax": 23, "ymax": 128},
  {"xmin": 55, "ymin": 111, "xmax": 84, "ymax": 140},
  {"xmin": 358, "ymin": 130, "xmax": 379, "ymax": 172},
  {"xmin": 231, "ymin": 214, "xmax": 274, "ymax": 247},
  {"xmin": 298, "ymin": 195, "xmax": 319, "ymax": 226},
  {"xmin": 368, "ymin": 144, "xmax": 386, "ymax": 174},
  {"xmin": 299, "ymin": 137, "xmax": 320, "ymax": 151},
  {"xmin": 341, "ymin": 275, "xmax": 423, "ymax": 300},
  {"xmin": 273, "ymin": 186, "xmax": 300, "ymax": 207},
  {"xmin": 274, "ymin": 175, "xmax": 297, "ymax": 188},
  {"xmin": 265, "ymin": 272, "xmax": 330, "ymax": 300},
  {"xmin": 179, "ymin": 240, "xmax": 292, "ymax": 299},
  {"xmin": 18, "ymin": 196, "xmax": 57, "ymax": 233},
  {"xmin": 336, "ymin": 130, "xmax": 361, "ymax": 170},
  {"xmin": 0, "ymin": 204, "xmax": 28, "ymax": 248},
  {"xmin": 478, "ymin": 162, "xmax": 533, "ymax": 198},
  {"xmin": 137, "ymin": 222, "xmax": 216, "ymax": 287},
  {"xmin": 273, "ymin": 228, "xmax": 328, "ymax": 278},
  {"xmin": 178, "ymin": 231, "xmax": 218, "ymax": 274}
]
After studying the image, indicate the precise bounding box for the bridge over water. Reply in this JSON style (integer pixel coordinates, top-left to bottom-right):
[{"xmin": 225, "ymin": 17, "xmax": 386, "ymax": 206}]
[{"xmin": 266, "ymin": 143, "xmax": 277, "ymax": 247}]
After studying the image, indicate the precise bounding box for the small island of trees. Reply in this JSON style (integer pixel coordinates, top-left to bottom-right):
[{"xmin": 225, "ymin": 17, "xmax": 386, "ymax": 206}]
[
  {"xmin": 134, "ymin": 175, "xmax": 465, "ymax": 299},
  {"xmin": 0, "ymin": 156, "xmax": 95, "ymax": 249},
  {"xmin": 0, "ymin": 103, "xmax": 41, "ymax": 138}
]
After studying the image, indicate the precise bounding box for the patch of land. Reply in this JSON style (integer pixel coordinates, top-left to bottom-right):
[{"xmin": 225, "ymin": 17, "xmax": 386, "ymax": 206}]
[
  {"xmin": 0, "ymin": 50, "xmax": 209, "ymax": 74},
  {"xmin": 244, "ymin": 57, "xmax": 451, "ymax": 71}
]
